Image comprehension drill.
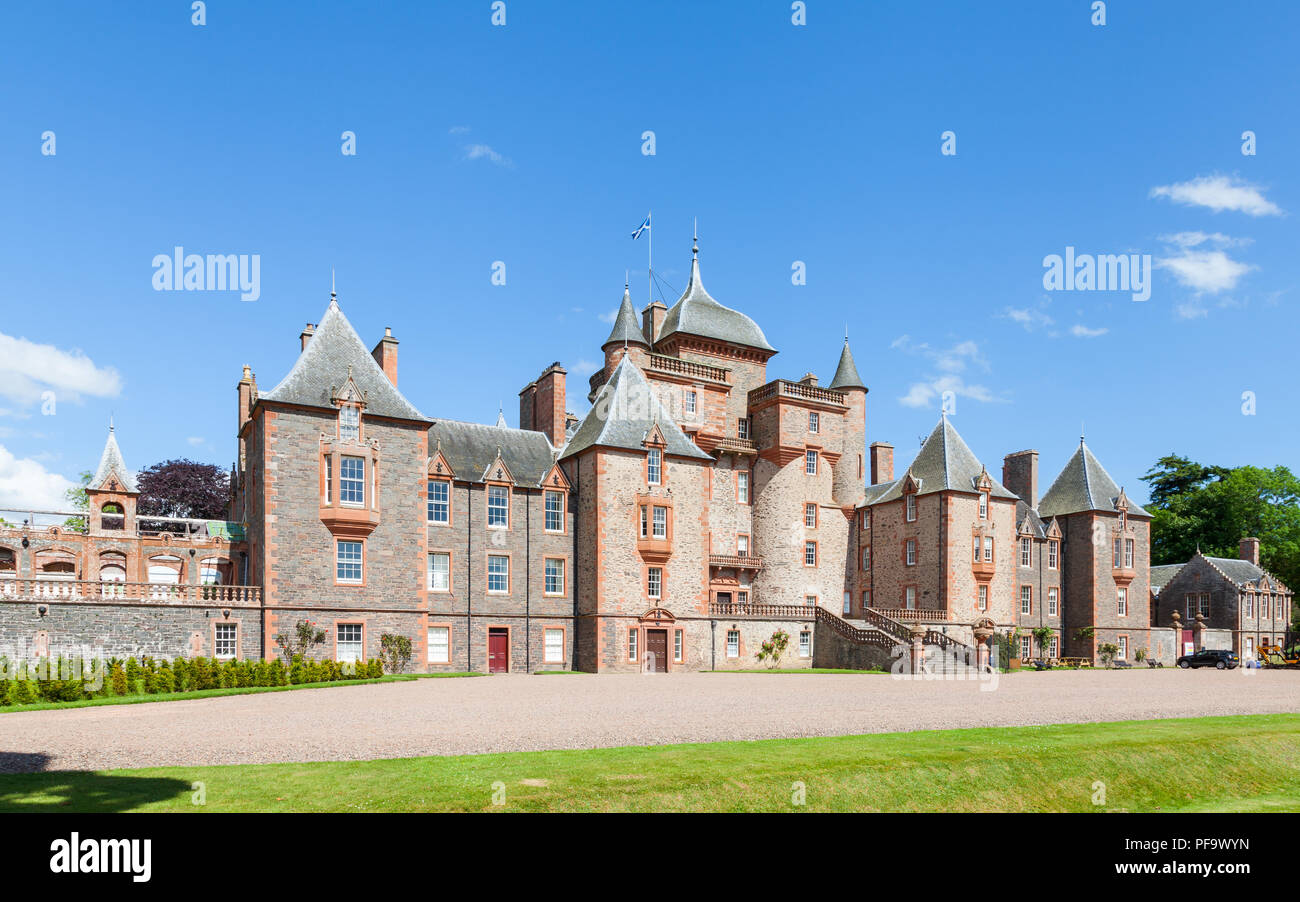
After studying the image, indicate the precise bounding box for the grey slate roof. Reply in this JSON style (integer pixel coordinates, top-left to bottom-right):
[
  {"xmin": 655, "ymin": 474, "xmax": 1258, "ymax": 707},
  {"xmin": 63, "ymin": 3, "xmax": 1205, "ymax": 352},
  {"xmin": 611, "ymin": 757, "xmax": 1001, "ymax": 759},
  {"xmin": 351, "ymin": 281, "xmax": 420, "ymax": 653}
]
[
  {"xmin": 91, "ymin": 427, "xmax": 138, "ymax": 493},
  {"xmin": 261, "ymin": 299, "xmax": 427, "ymax": 422},
  {"xmin": 560, "ymin": 356, "xmax": 711, "ymax": 461},
  {"xmin": 1149, "ymin": 563, "xmax": 1185, "ymax": 594},
  {"xmin": 870, "ymin": 416, "xmax": 1019, "ymax": 504},
  {"xmin": 429, "ymin": 419, "xmax": 559, "ymax": 487},
  {"xmin": 1203, "ymin": 555, "xmax": 1269, "ymax": 587},
  {"xmin": 828, "ymin": 340, "xmax": 867, "ymax": 391},
  {"xmin": 604, "ymin": 286, "xmax": 650, "ymax": 349},
  {"xmin": 1015, "ymin": 500, "xmax": 1047, "ymax": 538},
  {"xmin": 1038, "ymin": 440, "xmax": 1150, "ymax": 518},
  {"xmin": 656, "ymin": 251, "xmax": 775, "ymax": 353}
]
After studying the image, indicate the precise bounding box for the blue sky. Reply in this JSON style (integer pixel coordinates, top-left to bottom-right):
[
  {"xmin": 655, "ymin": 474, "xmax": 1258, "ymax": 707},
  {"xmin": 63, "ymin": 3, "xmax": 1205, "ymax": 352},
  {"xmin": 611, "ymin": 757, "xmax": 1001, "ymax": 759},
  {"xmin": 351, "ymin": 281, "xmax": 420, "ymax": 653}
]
[{"xmin": 1, "ymin": 0, "xmax": 1296, "ymax": 511}]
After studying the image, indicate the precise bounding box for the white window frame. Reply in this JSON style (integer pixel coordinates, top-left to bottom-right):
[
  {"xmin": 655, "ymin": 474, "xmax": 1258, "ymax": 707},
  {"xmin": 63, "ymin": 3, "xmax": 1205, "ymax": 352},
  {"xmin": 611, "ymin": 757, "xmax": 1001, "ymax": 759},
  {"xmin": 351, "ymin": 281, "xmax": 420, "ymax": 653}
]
[
  {"xmin": 544, "ymin": 628, "xmax": 564, "ymax": 663},
  {"xmin": 215, "ymin": 623, "xmax": 237, "ymax": 660},
  {"xmin": 1020, "ymin": 585, "xmax": 1032, "ymax": 615},
  {"xmin": 808, "ymin": 411, "xmax": 819, "ymax": 434},
  {"xmin": 805, "ymin": 502, "xmax": 817, "ymax": 528},
  {"xmin": 798, "ymin": 630, "xmax": 811, "ymax": 658},
  {"xmin": 339, "ymin": 455, "xmax": 365, "ymax": 506},
  {"xmin": 544, "ymin": 490, "xmax": 564, "ymax": 533},
  {"xmin": 804, "ymin": 541, "xmax": 817, "ymax": 566},
  {"xmin": 336, "ymin": 540, "xmax": 363, "ymax": 584},
  {"xmin": 977, "ymin": 584, "xmax": 988, "ymax": 611},
  {"xmin": 427, "ymin": 478, "xmax": 450, "ymax": 524},
  {"xmin": 647, "ymin": 448, "xmax": 662, "ymax": 485},
  {"xmin": 1117, "ymin": 587, "xmax": 1128, "ymax": 616},
  {"xmin": 487, "ymin": 554, "xmax": 509, "ymax": 594},
  {"xmin": 487, "ymin": 484, "xmax": 510, "ymax": 529},
  {"xmin": 647, "ymin": 567, "xmax": 662, "ymax": 599},
  {"xmin": 339, "ymin": 405, "xmax": 360, "ymax": 442},
  {"xmin": 1020, "ymin": 537, "xmax": 1032, "ymax": 567},
  {"xmin": 725, "ymin": 630, "xmax": 740, "ymax": 659},
  {"xmin": 684, "ymin": 390, "xmax": 697, "ymax": 416},
  {"xmin": 652, "ymin": 505, "xmax": 668, "ymax": 540},
  {"xmin": 428, "ymin": 626, "xmax": 450, "ymax": 664},
  {"xmin": 736, "ymin": 470, "xmax": 750, "ymax": 503},
  {"xmin": 337, "ymin": 623, "xmax": 363, "ymax": 663},
  {"xmin": 905, "ymin": 493, "xmax": 917, "ymax": 522},
  {"xmin": 544, "ymin": 558, "xmax": 565, "ymax": 596},
  {"xmin": 428, "ymin": 552, "xmax": 450, "ymax": 592},
  {"xmin": 805, "ymin": 449, "xmax": 818, "ymax": 475},
  {"xmin": 1048, "ymin": 587, "xmax": 1058, "ymax": 617}
]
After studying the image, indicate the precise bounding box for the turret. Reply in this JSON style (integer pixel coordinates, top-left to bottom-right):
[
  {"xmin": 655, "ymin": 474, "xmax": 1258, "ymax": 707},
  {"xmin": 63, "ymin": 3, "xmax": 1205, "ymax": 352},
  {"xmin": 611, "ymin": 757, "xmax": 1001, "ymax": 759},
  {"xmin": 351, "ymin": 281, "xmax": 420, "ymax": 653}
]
[{"xmin": 829, "ymin": 339, "xmax": 868, "ymax": 506}]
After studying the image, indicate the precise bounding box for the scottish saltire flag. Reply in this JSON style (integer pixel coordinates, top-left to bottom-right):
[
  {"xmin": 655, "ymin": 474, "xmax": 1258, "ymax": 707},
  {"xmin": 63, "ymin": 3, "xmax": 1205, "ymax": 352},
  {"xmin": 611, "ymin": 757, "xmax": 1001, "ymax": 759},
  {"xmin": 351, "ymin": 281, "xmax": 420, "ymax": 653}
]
[{"xmin": 631, "ymin": 213, "xmax": 650, "ymax": 240}]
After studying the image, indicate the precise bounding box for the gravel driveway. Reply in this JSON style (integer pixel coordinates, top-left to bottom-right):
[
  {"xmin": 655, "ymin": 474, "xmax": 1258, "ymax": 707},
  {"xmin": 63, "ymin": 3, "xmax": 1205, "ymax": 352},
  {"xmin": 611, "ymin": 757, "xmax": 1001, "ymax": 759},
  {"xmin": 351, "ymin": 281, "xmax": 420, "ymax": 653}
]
[{"xmin": 1, "ymin": 669, "xmax": 1296, "ymax": 773}]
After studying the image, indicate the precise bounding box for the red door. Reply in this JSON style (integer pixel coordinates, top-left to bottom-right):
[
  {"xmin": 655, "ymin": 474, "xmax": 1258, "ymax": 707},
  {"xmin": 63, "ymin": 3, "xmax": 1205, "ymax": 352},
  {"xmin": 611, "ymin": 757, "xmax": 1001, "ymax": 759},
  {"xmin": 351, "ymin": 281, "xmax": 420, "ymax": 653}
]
[
  {"xmin": 645, "ymin": 629, "xmax": 668, "ymax": 672},
  {"xmin": 488, "ymin": 629, "xmax": 509, "ymax": 673}
]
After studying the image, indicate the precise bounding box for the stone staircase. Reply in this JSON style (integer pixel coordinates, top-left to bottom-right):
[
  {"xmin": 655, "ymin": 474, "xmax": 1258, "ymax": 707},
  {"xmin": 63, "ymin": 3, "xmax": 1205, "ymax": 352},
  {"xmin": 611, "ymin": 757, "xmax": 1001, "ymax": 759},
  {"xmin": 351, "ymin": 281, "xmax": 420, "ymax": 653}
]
[{"xmin": 813, "ymin": 607, "xmax": 984, "ymax": 674}]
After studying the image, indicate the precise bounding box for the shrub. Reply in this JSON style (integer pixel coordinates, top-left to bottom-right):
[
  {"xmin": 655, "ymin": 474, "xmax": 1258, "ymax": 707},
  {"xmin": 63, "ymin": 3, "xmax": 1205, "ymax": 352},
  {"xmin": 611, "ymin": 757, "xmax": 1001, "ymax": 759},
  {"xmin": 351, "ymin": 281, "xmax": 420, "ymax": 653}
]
[
  {"xmin": 755, "ymin": 630, "xmax": 790, "ymax": 668},
  {"xmin": 289, "ymin": 658, "xmax": 306, "ymax": 685},
  {"xmin": 125, "ymin": 657, "xmax": 142, "ymax": 694},
  {"xmin": 109, "ymin": 661, "xmax": 128, "ymax": 697},
  {"xmin": 12, "ymin": 672, "xmax": 35, "ymax": 705},
  {"xmin": 155, "ymin": 662, "xmax": 175, "ymax": 694},
  {"xmin": 269, "ymin": 659, "xmax": 288, "ymax": 686},
  {"xmin": 173, "ymin": 658, "xmax": 189, "ymax": 692},
  {"xmin": 379, "ymin": 634, "xmax": 413, "ymax": 674},
  {"xmin": 274, "ymin": 620, "xmax": 327, "ymax": 664}
]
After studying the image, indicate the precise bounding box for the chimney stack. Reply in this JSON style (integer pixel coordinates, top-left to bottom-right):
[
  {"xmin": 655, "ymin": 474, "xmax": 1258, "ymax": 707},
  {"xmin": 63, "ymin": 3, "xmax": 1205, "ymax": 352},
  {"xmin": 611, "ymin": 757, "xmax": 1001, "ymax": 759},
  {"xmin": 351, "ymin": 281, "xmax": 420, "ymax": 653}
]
[
  {"xmin": 519, "ymin": 363, "xmax": 567, "ymax": 448},
  {"xmin": 371, "ymin": 327, "xmax": 398, "ymax": 387},
  {"xmin": 641, "ymin": 301, "xmax": 667, "ymax": 345},
  {"xmin": 1002, "ymin": 449, "xmax": 1039, "ymax": 509},
  {"xmin": 869, "ymin": 442, "xmax": 894, "ymax": 485},
  {"xmin": 299, "ymin": 323, "xmax": 315, "ymax": 352},
  {"xmin": 237, "ymin": 365, "xmax": 256, "ymax": 469},
  {"xmin": 1239, "ymin": 536, "xmax": 1261, "ymax": 567}
]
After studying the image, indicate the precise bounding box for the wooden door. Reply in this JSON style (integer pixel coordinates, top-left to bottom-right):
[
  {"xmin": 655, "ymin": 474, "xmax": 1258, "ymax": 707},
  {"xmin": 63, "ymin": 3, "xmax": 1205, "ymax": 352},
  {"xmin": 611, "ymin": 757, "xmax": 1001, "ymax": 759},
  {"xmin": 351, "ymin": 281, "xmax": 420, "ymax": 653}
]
[
  {"xmin": 646, "ymin": 629, "xmax": 668, "ymax": 672},
  {"xmin": 488, "ymin": 629, "xmax": 509, "ymax": 673}
]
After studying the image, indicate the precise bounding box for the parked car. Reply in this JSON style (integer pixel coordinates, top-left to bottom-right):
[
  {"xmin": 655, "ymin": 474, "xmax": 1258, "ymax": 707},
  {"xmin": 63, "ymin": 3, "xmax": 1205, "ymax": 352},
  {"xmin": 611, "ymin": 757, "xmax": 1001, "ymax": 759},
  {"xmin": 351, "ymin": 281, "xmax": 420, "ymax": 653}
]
[{"xmin": 1176, "ymin": 649, "xmax": 1239, "ymax": 670}]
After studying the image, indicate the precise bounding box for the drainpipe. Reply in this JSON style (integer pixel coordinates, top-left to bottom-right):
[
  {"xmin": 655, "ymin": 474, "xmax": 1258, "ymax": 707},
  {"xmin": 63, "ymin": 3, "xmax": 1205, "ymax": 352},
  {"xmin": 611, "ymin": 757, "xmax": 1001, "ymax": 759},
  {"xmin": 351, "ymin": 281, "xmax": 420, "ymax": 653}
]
[
  {"xmin": 525, "ymin": 491, "xmax": 531, "ymax": 672},
  {"xmin": 466, "ymin": 484, "xmax": 472, "ymax": 672},
  {"xmin": 710, "ymin": 619, "xmax": 716, "ymax": 671}
]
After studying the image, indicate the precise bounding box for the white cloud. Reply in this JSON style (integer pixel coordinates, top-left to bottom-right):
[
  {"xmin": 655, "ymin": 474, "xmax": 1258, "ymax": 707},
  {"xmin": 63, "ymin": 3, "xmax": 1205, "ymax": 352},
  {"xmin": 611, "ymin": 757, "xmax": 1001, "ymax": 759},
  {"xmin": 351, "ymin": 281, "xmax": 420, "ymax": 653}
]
[
  {"xmin": 0, "ymin": 444, "xmax": 75, "ymax": 512},
  {"xmin": 571, "ymin": 359, "xmax": 601, "ymax": 377},
  {"xmin": 187, "ymin": 437, "xmax": 205, "ymax": 446},
  {"xmin": 1001, "ymin": 306, "xmax": 1054, "ymax": 331},
  {"xmin": 597, "ymin": 309, "xmax": 619, "ymax": 325},
  {"xmin": 1176, "ymin": 300, "xmax": 1209, "ymax": 320},
  {"xmin": 1158, "ymin": 231, "xmax": 1251, "ymax": 249},
  {"xmin": 899, "ymin": 375, "xmax": 1001, "ymax": 409},
  {"xmin": 463, "ymin": 144, "xmax": 512, "ymax": 167},
  {"xmin": 1156, "ymin": 248, "xmax": 1254, "ymax": 294},
  {"xmin": 448, "ymin": 125, "xmax": 471, "ymax": 134},
  {"xmin": 1150, "ymin": 175, "xmax": 1283, "ymax": 217},
  {"xmin": 892, "ymin": 336, "xmax": 1004, "ymax": 408},
  {"xmin": 1070, "ymin": 324, "xmax": 1109, "ymax": 338},
  {"xmin": 0, "ymin": 332, "xmax": 122, "ymax": 411}
]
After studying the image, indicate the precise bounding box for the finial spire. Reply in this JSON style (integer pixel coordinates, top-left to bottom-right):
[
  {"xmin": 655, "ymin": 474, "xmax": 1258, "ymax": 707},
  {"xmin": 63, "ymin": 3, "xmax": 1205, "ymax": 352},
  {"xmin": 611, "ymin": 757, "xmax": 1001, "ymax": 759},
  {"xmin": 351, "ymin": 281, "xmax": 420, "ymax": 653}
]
[
  {"xmin": 692, "ymin": 217, "xmax": 699, "ymax": 258},
  {"xmin": 109, "ymin": 415, "xmax": 114, "ymax": 433},
  {"xmin": 331, "ymin": 268, "xmax": 337, "ymax": 301}
]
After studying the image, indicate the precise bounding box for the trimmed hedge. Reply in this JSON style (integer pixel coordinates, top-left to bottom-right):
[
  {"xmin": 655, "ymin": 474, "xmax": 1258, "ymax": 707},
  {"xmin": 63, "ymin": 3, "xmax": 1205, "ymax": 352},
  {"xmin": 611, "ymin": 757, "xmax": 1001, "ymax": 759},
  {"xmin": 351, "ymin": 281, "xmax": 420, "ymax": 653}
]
[{"xmin": 0, "ymin": 654, "xmax": 386, "ymax": 707}]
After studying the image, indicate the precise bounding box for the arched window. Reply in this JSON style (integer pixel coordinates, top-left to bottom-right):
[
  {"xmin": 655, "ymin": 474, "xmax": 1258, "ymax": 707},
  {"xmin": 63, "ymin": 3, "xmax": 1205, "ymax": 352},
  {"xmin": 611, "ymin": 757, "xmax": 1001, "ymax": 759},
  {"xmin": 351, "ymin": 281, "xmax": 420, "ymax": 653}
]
[
  {"xmin": 101, "ymin": 502, "xmax": 124, "ymax": 531},
  {"xmin": 199, "ymin": 558, "xmax": 226, "ymax": 585},
  {"xmin": 0, "ymin": 548, "xmax": 15, "ymax": 574}
]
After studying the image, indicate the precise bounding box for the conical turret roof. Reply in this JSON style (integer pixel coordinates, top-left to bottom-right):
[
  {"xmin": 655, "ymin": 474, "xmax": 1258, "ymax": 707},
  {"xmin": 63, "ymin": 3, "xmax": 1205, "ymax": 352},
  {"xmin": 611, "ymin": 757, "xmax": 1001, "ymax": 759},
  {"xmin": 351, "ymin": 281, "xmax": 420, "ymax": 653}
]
[
  {"xmin": 91, "ymin": 425, "xmax": 138, "ymax": 493},
  {"xmin": 1039, "ymin": 439, "xmax": 1150, "ymax": 517},
  {"xmin": 603, "ymin": 284, "xmax": 650, "ymax": 349},
  {"xmin": 828, "ymin": 340, "xmax": 866, "ymax": 391}
]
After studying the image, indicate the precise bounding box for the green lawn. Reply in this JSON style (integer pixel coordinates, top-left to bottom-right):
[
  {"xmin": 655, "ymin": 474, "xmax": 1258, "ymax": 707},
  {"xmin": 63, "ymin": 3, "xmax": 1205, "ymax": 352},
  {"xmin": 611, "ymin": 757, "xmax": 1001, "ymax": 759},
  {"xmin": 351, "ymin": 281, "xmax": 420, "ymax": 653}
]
[
  {"xmin": 1, "ymin": 713, "xmax": 1296, "ymax": 813},
  {"xmin": 0, "ymin": 672, "xmax": 481, "ymax": 714}
]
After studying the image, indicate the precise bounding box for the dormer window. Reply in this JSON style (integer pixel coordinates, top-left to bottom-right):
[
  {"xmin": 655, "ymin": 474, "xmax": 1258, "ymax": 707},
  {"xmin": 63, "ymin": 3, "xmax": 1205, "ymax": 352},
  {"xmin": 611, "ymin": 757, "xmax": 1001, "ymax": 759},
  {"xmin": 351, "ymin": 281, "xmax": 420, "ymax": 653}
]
[
  {"xmin": 340, "ymin": 405, "xmax": 360, "ymax": 442},
  {"xmin": 978, "ymin": 491, "xmax": 988, "ymax": 520},
  {"xmin": 905, "ymin": 492, "xmax": 917, "ymax": 522},
  {"xmin": 647, "ymin": 448, "xmax": 662, "ymax": 485}
]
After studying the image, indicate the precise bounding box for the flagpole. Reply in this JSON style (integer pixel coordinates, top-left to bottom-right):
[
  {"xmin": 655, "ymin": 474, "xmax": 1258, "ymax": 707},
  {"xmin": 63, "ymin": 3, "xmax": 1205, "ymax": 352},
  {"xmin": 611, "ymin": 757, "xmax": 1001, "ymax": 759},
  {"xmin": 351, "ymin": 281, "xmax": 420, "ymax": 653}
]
[{"xmin": 647, "ymin": 210, "xmax": 652, "ymax": 307}]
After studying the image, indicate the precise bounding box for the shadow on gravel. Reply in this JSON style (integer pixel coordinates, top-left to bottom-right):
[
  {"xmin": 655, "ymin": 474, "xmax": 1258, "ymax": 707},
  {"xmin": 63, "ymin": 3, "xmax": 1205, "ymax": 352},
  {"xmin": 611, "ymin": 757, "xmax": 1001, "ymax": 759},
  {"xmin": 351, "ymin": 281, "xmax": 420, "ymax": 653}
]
[{"xmin": 0, "ymin": 754, "xmax": 191, "ymax": 812}]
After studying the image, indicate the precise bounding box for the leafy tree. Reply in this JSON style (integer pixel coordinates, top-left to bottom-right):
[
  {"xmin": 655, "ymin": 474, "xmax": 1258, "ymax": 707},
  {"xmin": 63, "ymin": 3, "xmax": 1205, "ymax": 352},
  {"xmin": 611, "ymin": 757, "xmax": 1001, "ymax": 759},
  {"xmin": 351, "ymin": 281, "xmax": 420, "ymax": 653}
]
[
  {"xmin": 1031, "ymin": 627, "xmax": 1055, "ymax": 658},
  {"xmin": 62, "ymin": 470, "xmax": 93, "ymax": 529},
  {"xmin": 136, "ymin": 459, "xmax": 230, "ymax": 521},
  {"xmin": 1097, "ymin": 643, "xmax": 1120, "ymax": 668},
  {"xmin": 1141, "ymin": 456, "xmax": 1300, "ymax": 602}
]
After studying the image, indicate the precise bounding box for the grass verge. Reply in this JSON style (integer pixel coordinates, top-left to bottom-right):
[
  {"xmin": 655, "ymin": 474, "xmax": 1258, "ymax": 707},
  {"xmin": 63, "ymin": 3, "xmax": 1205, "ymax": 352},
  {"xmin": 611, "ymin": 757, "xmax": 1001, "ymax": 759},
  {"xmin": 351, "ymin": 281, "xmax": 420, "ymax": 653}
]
[
  {"xmin": 0, "ymin": 672, "xmax": 481, "ymax": 715},
  {"xmin": 0, "ymin": 713, "xmax": 1295, "ymax": 813}
]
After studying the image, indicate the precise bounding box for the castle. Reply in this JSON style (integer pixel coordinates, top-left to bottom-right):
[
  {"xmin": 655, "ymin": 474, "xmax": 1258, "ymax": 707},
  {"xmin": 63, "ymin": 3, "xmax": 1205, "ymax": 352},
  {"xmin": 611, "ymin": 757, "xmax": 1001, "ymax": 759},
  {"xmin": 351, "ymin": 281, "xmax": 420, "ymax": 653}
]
[{"xmin": 10, "ymin": 238, "xmax": 1274, "ymax": 672}]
